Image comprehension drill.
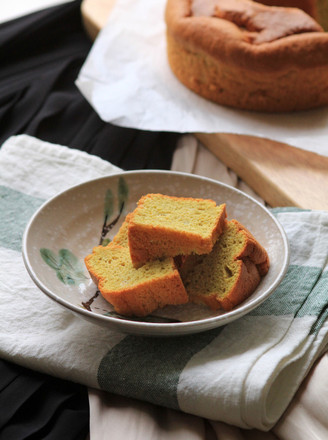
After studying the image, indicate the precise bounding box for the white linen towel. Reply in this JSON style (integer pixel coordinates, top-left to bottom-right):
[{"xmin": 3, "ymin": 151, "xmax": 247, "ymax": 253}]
[{"xmin": 0, "ymin": 134, "xmax": 327, "ymax": 431}]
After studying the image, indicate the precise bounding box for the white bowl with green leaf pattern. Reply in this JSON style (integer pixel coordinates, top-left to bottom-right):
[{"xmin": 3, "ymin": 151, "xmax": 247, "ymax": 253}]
[{"xmin": 22, "ymin": 170, "xmax": 289, "ymax": 336}]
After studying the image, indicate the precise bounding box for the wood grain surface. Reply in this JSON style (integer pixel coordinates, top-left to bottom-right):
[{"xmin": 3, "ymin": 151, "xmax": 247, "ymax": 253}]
[{"xmin": 81, "ymin": 0, "xmax": 328, "ymax": 210}]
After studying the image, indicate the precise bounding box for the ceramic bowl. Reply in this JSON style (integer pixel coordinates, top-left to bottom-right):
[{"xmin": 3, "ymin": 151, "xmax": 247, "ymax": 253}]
[{"xmin": 22, "ymin": 170, "xmax": 289, "ymax": 336}]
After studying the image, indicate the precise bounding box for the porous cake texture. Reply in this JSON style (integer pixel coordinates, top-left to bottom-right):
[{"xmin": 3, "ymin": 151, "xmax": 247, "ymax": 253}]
[
  {"xmin": 85, "ymin": 244, "xmax": 188, "ymax": 317},
  {"xmin": 111, "ymin": 213, "xmax": 131, "ymax": 247},
  {"xmin": 179, "ymin": 219, "xmax": 270, "ymax": 311},
  {"xmin": 127, "ymin": 193, "xmax": 227, "ymax": 268}
]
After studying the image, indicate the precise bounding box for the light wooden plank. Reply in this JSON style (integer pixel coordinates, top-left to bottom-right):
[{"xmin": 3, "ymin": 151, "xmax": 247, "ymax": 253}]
[{"xmin": 196, "ymin": 133, "xmax": 328, "ymax": 210}]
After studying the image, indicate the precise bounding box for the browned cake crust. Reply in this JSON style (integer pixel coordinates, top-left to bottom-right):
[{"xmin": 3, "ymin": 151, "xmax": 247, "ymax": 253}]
[
  {"xmin": 255, "ymin": 0, "xmax": 315, "ymax": 17},
  {"xmin": 179, "ymin": 219, "xmax": 270, "ymax": 311},
  {"xmin": 165, "ymin": 0, "xmax": 328, "ymax": 112},
  {"xmin": 255, "ymin": 0, "xmax": 317, "ymax": 17},
  {"xmin": 255, "ymin": 1, "xmax": 328, "ymax": 31}
]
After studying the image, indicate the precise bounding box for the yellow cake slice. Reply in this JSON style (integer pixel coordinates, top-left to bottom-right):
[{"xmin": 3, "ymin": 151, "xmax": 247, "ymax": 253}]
[
  {"xmin": 111, "ymin": 213, "xmax": 132, "ymax": 247},
  {"xmin": 128, "ymin": 193, "xmax": 227, "ymax": 268},
  {"xmin": 84, "ymin": 244, "xmax": 188, "ymax": 317}
]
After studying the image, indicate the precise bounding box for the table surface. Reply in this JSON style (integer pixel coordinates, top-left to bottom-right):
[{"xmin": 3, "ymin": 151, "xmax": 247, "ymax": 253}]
[{"xmin": 81, "ymin": 0, "xmax": 328, "ymax": 211}]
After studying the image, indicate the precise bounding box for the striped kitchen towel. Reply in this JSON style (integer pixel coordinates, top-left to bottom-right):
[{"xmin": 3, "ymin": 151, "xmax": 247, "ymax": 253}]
[{"xmin": 0, "ymin": 134, "xmax": 327, "ymax": 431}]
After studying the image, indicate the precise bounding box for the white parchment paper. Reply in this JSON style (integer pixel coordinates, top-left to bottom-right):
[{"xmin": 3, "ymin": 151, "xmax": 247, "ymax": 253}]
[{"xmin": 76, "ymin": 0, "xmax": 328, "ymax": 157}]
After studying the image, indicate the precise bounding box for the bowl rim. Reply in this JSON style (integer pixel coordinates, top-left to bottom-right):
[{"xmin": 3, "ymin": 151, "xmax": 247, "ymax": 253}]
[{"xmin": 22, "ymin": 169, "xmax": 290, "ymax": 335}]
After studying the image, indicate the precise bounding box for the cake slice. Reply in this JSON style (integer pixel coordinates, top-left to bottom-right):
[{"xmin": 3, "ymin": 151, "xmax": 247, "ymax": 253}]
[
  {"xmin": 179, "ymin": 219, "xmax": 270, "ymax": 311},
  {"xmin": 84, "ymin": 244, "xmax": 188, "ymax": 317},
  {"xmin": 128, "ymin": 193, "xmax": 227, "ymax": 268},
  {"xmin": 111, "ymin": 213, "xmax": 132, "ymax": 247},
  {"xmin": 112, "ymin": 212, "xmax": 188, "ymax": 269}
]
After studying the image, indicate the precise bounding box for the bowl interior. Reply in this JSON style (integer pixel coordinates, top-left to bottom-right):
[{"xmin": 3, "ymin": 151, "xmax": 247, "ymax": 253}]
[{"xmin": 23, "ymin": 171, "xmax": 289, "ymax": 336}]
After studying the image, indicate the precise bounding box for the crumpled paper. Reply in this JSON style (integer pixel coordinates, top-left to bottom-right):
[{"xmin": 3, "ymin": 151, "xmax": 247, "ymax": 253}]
[{"xmin": 76, "ymin": 0, "xmax": 328, "ymax": 158}]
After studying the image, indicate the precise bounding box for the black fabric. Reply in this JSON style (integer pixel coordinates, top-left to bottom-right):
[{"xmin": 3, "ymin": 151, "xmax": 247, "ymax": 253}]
[
  {"xmin": 0, "ymin": 360, "xmax": 89, "ymax": 440},
  {"xmin": 0, "ymin": 1, "xmax": 181, "ymax": 438},
  {"xmin": 0, "ymin": 0, "xmax": 180, "ymax": 170}
]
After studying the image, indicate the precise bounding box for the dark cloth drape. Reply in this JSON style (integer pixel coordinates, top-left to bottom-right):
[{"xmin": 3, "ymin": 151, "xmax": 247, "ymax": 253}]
[
  {"xmin": 0, "ymin": 360, "xmax": 89, "ymax": 440},
  {"xmin": 0, "ymin": 0, "xmax": 179, "ymax": 170},
  {"xmin": 0, "ymin": 1, "xmax": 180, "ymax": 438}
]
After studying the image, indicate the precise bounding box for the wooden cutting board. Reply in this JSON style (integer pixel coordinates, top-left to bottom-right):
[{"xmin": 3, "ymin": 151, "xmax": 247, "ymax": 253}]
[{"xmin": 81, "ymin": 0, "xmax": 328, "ymax": 210}]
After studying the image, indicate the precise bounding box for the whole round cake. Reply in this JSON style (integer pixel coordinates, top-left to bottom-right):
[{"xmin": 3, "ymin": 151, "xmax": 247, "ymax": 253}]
[{"xmin": 165, "ymin": 0, "xmax": 328, "ymax": 112}]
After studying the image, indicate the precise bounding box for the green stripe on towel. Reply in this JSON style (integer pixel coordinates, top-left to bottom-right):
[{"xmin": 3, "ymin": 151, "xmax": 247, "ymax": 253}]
[
  {"xmin": 298, "ymin": 270, "xmax": 328, "ymax": 335},
  {"xmin": 97, "ymin": 327, "xmax": 223, "ymax": 409},
  {"xmin": 250, "ymin": 266, "xmax": 328, "ymax": 335},
  {"xmin": 0, "ymin": 185, "xmax": 44, "ymax": 252},
  {"xmin": 250, "ymin": 265, "xmax": 323, "ymax": 317},
  {"xmin": 297, "ymin": 270, "xmax": 328, "ymax": 317}
]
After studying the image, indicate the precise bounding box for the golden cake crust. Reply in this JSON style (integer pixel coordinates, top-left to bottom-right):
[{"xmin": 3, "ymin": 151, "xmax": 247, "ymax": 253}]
[{"xmin": 165, "ymin": 0, "xmax": 328, "ymax": 111}]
